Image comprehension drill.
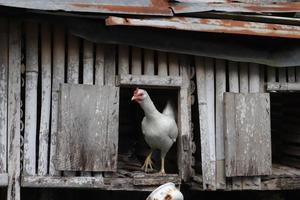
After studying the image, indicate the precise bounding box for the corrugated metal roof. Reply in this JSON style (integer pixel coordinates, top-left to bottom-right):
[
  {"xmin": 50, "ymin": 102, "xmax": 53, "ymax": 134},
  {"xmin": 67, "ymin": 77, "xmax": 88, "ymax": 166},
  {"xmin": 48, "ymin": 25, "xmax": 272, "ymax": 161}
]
[
  {"xmin": 0, "ymin": 0, "xmax": 172, "ymax": 16},
  {"xmin": 106, "ymin": 16, "xmax": 300, "ymax": 39}
]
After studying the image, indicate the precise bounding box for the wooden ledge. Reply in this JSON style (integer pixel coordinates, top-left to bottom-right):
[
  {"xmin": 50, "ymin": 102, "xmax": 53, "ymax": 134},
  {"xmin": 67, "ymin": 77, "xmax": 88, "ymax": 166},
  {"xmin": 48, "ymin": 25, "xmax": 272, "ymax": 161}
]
[
  {"xmin": 116, "ymin": 75, "xmax": 182, "ymax": 88},
  {"xmin": 267, "ymin": 82, "xmax": 300, "ymax": 91}
]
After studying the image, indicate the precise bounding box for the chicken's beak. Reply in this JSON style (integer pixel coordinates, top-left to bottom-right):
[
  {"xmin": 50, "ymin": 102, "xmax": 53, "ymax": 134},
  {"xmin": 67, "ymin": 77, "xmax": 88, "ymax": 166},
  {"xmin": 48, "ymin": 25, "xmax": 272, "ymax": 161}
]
[{"xmin": 131, "ymin": 96, "xmax": 136, "ymax": 101}]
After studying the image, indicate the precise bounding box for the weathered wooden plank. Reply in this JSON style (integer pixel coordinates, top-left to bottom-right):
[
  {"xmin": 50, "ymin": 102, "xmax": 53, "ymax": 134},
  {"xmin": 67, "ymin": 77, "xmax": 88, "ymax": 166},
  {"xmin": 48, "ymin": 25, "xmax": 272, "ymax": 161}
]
[
  {"xmin": 288, "ymin": 67, "xmax": 296, "ymax": 82},
  {"xmin": 56, "ymin": 84, "xmax": 119, "ymax": 171},
  {"xmin": 168, "ymin": 53, "xmax": 179, "ymax": 76},
  {"xmin": 158, "ymin": 51, "xmax": 168, "ymax": 76},
  {"xmin": 0, "ymin": 18, "xmax": 8, "ymax": 174},
  {"xmin": 261, "ymin": 176, "xmax": 300, "ymax": 190},
  {"xmin": 267, "ymin": 67, "xmax": 276, "ymax": 82},
  {"xmin": 144, "ymin": 49, "xmax": 154, "ymax": 75},
  {"xmin": 117, "ymin": 74, "xmax": 182, "ymax": 88},
  {"xmin": 131, "ymin": 47, "xmax": 142, "ymax": 75},
  {"xmin": 95, "ymin": 44, "xmax": 105, "ymax": 86},
  {"xmin": 7, "ymin": 19, "xmax": 21, "ymax": 200},
  {"xmin": 267, "ymin": 82, "xmax": 300, "ymax": 91},
  {"xmin": 224, "ymin": 93, "xmax": 272, "ymax": 177},
  {"xmin": 296, "ymin": 67, "xmax": 300, "ymax": 82},
  {"xmin": 118, "ymin": 45, "xmax": 129, "ymax": 75},
  {"xmin": 0, "ymin": 173, "xmax": 8, "ymax": 186},
  {"xmin": 49, "ymin": 25, "xmax": 65, "ymax": 176},
  {"xmin": 24, "ymin": 22, "xmax": 38, "ymax": 176},
  {"xmin": 38, "ymin": 24, "xmax": 52, "ymax": 176},
  {"xmin": 22, "ymin": 176, "xmax": 104, "ymax": 188},
  {"xmin": 83, "ymin": 40, "xmax": 94, "ymax": 85},
  {"xmin": 104, "ymin": 45, "xmax": 116, "ymax": 86},
  {"xmin": 227, "ymin": 61, "xmax": 241, "ymax": 190},
  {"xmin": 278, "ymin": 68, "xmax": 286, "ymax": 83},
  {"xmin": 215, "ymin": 59, "xmax": 226, "ymax": 189},
  {"xmin": 239, "ymin": 62, "xmax": 249, "ymax": 93},
  {"xmin": 133, "ymin": 174, "xmax": 180, "ymax": 186},
  {"xmin": 195, "ymin": 56, "xmax": 216, "ymax": 190},
  {"xmin": 178, "ymin": 56, "xmax": 191, "ymax": 182},
  {"xmin": 259, "ymin": 66, "xmax": 265, "ymax": 92}
]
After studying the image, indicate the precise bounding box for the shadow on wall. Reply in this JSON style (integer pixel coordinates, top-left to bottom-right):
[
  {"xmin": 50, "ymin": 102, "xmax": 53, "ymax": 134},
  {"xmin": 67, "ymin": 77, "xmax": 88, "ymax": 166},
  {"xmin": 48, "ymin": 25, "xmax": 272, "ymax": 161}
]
[{"xmin": 20, "ymin": 188, "xmax": 300, "ymax": 200}]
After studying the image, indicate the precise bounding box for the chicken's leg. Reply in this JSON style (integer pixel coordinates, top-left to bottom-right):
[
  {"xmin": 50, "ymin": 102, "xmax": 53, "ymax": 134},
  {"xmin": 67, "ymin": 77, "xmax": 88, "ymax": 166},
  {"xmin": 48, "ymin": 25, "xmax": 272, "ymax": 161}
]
[
  {"xmin": 141, "ymin": 151, "xmax": 153, "ymax": 172},
  {"xmin": 159, "ymin": 157, "xmax": 166, "ymax": 175}
]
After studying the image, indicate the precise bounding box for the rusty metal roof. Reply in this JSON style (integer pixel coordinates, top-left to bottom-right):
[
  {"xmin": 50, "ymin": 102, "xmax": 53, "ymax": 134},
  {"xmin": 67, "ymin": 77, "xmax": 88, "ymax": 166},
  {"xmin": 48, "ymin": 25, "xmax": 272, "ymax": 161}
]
[
  {"xmin": 106, "ymin": 16, "xmax": 300, "ymax": 39},
  {"xmin": 0, "ymin": 0, "xmax": 172, "ymax": 16},
  {"xmin": 0, "ymin": 0, "xmax": 300, "ymax": 15}
]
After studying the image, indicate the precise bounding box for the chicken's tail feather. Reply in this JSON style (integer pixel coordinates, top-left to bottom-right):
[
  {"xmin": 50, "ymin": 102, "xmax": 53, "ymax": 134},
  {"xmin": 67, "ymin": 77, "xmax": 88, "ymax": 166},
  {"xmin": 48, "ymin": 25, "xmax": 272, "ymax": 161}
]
[{"xmin": 162, "ymin": 100, "xmax": 176, "ymax": 120}]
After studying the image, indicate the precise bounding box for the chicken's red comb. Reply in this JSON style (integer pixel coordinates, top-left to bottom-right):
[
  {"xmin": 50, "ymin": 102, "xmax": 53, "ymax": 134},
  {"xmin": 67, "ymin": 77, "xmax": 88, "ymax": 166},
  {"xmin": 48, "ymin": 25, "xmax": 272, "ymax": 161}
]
[{"xmin": 133, "ymin": 87, "xmax": 139, "ymax": 95}]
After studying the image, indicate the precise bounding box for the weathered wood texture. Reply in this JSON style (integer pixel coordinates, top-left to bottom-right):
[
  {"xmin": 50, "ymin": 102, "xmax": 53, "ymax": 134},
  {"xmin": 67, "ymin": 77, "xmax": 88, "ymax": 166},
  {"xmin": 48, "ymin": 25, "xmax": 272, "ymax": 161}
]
[
  {"xmin": 49, "ymin": 26, "xmax": 65, "ymax": 176},
  {"xmin": 38, "ymin": 24, "xmax": 52, "ymax": 176},
  {"xmin": 224, "ymin": 93, "xmax": 272, "ymax": 177},
  {"xmin": 56, "ymin": 84, "xmax": 119, "ymax": 171},
  {"xmin": 215, "ymin": 59, "xmax": 226, "ymax": 189},
  {"xmin": 158, "ymin": 52, "xmax": 168, "ymax": 76},
  {"xmin": 144, "ymin": 49, "xmax": 154, "ymax": 75},
  {"xmin": 118, "ymin": 45, "xmax": 129, "ymax": 75},
  {"xmin": 168, "ymin": 53, "xmax": 179, "ymax": 76},
  {"xmin": 24, "ymin": 22, "xmax": 38, "ymax": 176},
  {"xmin": 195, "ymin": 57, "xmax": 216, "ymax": 190},
  {"xmin": 131, "ymin": 47, "xmax": 142, "ymax": 75},
  {"xmin": 267, "ymin": 82, "xmax": 300, "ymax": 91},
  {"xmin": 7, "ymin": 20, "xmax": 21, "ymax": 200},
  {"xmin": 117, "ymin": 75, "xmax": 182, "ymax": 88},
  {"xmin": 0, "ymin": 18, "xmax": 8, "ymax": 174}
]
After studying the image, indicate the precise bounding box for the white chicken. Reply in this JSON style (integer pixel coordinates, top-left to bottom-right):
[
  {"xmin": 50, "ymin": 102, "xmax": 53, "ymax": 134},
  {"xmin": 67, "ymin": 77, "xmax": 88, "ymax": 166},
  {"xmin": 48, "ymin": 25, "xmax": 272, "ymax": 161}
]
[{"xmin": 131, "ymin": 88, "xmax": 178, "ymax": 174}]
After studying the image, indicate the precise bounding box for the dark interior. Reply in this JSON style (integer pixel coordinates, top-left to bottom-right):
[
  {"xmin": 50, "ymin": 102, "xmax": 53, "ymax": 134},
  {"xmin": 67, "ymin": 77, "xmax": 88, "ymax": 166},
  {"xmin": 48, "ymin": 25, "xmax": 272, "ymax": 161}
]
[
  {"xmin": 270, "ymin": 92, "xmax": 300, "ymax": 169},
  {"xmin": 118, "ymin": 87, "xmax": 179, "ymax": 175}
]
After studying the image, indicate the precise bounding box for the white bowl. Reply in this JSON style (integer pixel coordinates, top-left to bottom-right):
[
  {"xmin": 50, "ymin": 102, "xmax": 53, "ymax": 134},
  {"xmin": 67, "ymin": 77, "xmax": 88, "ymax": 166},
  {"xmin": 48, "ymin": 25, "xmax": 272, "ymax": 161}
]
[{"xmin": 146, "ymin": 182, "xmax": 184, "ymax": 200}]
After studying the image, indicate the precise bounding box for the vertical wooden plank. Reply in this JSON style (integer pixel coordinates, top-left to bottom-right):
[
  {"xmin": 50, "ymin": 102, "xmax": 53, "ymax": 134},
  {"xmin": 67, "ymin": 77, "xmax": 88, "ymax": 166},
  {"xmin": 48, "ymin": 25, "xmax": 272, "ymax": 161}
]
[
  {"xmin": 49, "ymin": 25, "xmax": 65, "ymax": 176},
  {"xmin": 118, "ymin": 45, "xmax": 129, "ymax": 75},
  {"xmin": 259, "ymin": 66, "xmax": 265, "ymax": 93},
  {"xmin": 215, "ymin": 59, "xmax": 226, "ymax": 189},
  {"xmin": 296, "ymin": 67, "xmax": 300, "ymax": 82},
  {"xmin": 247, "ymin": 63, "xmax": 261, "ymax": 190},
  {"xmin": 0, "ymin": 18, "xmax": 8, "ymax": 174},
  {"xmin": 168, "ymin": 53, "xmax": 179, "ymax": 76},
  {"xmin": 178, "ymin": 56, "xmax": 191, "ymax": 182},
  {"xmin": 131, "ymin": 47, "xmax": 142, "ymax": 75},
  {"xmin": 24, "ymin": 22, "xmax": 38, "ymax": 176},
  {"xmin": 7, "ymin": 19, "xmax": 21, "ymax": 200},
  {"xmin": 95, "ymin": 44, "xmax": 104, "ymax": 86},
  {"xmin": 158, "ymin": 52, "xmax": 167, "ymax": 76},
  {"xmin": 104, "ymin": 45, "xmax": 116, "ymax": 86},
  {"xmin": 82, "ymin": 40, "xmax": 94, "ymax": 176},
  {"xmin": 278, "ymin": 68, "xmax": 286, "ymax": 83},
  {"xmin": 38, "ymin": 24, "xmax": 52, "ymax": 176},
  {"xmin": 267, "ymin": 67, "xmax": 276, "ymax": 82},
  {"xmin": 83, "ymin": 40, "xmax": 94, "ymax": 85},
  {"xmin": 94, "ymin": 44, "xmax": 104, "ymax": 178},
  {"xmin": 239, "ymin": 63, "xmax": 249, "ymax": 93},
  {"xmin": 64, "ymin": 33, "xmax": 79, "ymax": 177},
  {"xmin": 288, "ymin": 67, "xmax": 295, "ymax": 83},
  {"xmin": 227, "ymin": 61, "xmax": 241, "ymax": 190},
  {"xmin": 195, "ymin": 56, "xmax": 216, "ymax": 190},
  {"xmin": 144, "ymin": 49, "xmax": 154, "ymax": 75}
]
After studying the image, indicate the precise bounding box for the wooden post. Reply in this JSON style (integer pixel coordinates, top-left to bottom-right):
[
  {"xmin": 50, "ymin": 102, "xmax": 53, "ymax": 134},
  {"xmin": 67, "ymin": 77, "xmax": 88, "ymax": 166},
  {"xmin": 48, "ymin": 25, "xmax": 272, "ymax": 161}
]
[
  {"xmin": 168, "ymin": 53, "xmax": 179, "ymax": 76},
  {"xmin": 7, "ymin": 19, "xmax": 21, "ymax": 200},
  {"xmin": 288, "ymin": 67, "xmax": 295, "ymax": 83},
  {"xmin": 228, "ymin": 61, "xmax": 241, "ymax": 190},
  {"xmin": 118, "ymin": 45, "xmax": 129, "ymax": 75},
  {"xmin": 144, "ymin": 49, "xmax": 154, "ymax": 75},
  {"xmin": 81, "ymin": 40, "xmax": 94, "ymax": 176},
  {"xmin": 24, "ymin": 22, "xmax": 38, "ymax": 176},
  {"xmin": 296, "ymin": 67, "xmax": 300, "ymax": 82},
  {"xmin": 94, "ymin": 44, "xmax": 105, "ymax": 178},
  {"xmin": 215, "ymin": 59, "xmax": 226, "ymax": 189},
  {"xmin": 239, "ymin": 63, "xmax": 249, "ymax": 93},
  {"xmin": 267, "ymin": 67, "xmax": 276, "ymax": 82},
  {"xmin": 38, "ymin": 24, "xmax": 52, "ymax": 176},
  {"xmin": 131, "ymin": 47, "xmax": 142, "ymax": 75},
  {"xmin": 278, "ymin": 68, "xmax": 286, "ymax": 83},
  {"xmin": 158, "ymin": 52, "xmax": 167, "ymax": 76},
  {"xmin": 0, "ymin": 18, "xmax": 8, "ymax": 174},
  {"xmin": 49, "ymin": 26, "xmax": 65, "ymax": 176}
]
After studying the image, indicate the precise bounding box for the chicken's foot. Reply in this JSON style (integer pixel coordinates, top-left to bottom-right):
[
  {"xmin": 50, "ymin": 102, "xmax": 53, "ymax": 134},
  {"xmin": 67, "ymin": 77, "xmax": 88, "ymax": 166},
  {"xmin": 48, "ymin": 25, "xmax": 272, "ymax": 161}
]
[
  {"xmin": 159, "ymin": 157, "xmax": 166, "ymax": 175},
  {"xmin": 141, "ymin": 152, "xmax": 154, "ymax": 172}
]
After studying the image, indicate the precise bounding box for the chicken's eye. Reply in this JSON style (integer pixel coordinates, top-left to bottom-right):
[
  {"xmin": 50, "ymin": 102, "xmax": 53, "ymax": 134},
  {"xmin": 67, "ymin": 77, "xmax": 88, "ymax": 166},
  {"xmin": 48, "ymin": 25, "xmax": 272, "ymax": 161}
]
[{"xmin": 137, "ymin": 93, "xmax": 143, "ymax": 97}]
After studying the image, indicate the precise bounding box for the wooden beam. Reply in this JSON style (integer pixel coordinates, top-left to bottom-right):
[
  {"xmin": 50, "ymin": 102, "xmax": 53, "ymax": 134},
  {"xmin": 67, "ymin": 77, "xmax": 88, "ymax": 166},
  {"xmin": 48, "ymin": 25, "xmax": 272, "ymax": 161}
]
[
  {"xmin": 133, "ymin": 174, "xmax": 180, "ymax": 186},
  {"xmin": 267, "ymin": 82, "xmax": 300, "ymax": 91},
  {"xmin": 117, "ymin": 74, "xmax": 182, "ymax": 88}
]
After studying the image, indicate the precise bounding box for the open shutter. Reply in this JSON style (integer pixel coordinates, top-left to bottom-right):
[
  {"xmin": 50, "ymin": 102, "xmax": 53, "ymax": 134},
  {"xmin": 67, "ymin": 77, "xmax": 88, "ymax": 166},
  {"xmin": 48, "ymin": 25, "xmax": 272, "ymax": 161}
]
[
  {"xmin": 55, "ymin": 83, "xmax": 119, "ymax": 172},
  {"xmin": 224, "ymin": 92, "xmax": 272, "ymax": 177}
]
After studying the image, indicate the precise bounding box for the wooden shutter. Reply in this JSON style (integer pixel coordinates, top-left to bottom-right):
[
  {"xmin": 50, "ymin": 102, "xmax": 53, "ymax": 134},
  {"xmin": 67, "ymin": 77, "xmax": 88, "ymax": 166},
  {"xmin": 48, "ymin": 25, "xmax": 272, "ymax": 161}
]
[
  {"xmin": 55, "ymin": 84, "xmax": 119, "ymax": 172},
  {"xmin": 224, "ymin": 92, "xmax": 272, "ymax": 177}
]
